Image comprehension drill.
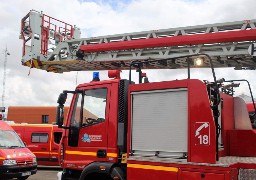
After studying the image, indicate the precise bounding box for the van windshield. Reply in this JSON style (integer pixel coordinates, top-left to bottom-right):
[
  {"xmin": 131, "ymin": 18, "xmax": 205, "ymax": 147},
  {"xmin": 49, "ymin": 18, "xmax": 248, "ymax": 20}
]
[{"xmin": 0, "ymin": 130, "xmax": 25, "ymax": 148}]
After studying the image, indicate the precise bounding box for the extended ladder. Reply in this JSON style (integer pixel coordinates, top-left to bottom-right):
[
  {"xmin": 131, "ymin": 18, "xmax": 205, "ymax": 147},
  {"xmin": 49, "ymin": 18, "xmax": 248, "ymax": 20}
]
[{"xmin": 20, "ymin": 10, "xmax": 256, "ymax": 73}]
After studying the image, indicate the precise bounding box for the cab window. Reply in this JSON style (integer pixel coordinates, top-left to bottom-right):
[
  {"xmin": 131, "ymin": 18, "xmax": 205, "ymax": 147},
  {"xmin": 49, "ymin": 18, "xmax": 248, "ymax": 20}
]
[
  {"xmin": 54, "ymin": 132, "xmax": 62, "ymax": 144},
  {"xmin": 70, "ymin": 88, "xmax": 107, "ymax": 128},
  {"xmin": 31, "ymin": 133, "xmax": 49, "ymax": 143},
  {"xmin": 82, "ymin": 88, "xmax": 107, "ymax": 127}
]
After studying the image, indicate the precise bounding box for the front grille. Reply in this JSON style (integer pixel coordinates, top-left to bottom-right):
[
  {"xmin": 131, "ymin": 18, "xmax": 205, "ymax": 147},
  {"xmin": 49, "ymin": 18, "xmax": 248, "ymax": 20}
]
[
  {"xmin": 2, "ymin": 166, "xmax": 37, "ymax": 173},
  {"xmin": 17, "ymin": 160, "xmax": 33, "ymax": 166},
  {"xmin": 239, "ymin": 169, "xmax": 256, "ymax": 180}
]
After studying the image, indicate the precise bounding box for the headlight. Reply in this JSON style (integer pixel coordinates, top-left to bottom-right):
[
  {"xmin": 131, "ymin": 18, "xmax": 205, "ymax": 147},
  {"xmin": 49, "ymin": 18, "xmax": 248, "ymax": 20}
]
[
  {"xmin": 33, "ymin": 157, "xmax": 37, "ymax": 165},
  {"xmin": 194, "ymin": 57, "xmax": 204, "ymax": 66},
  {"xmin": 3, "ymin": 159, "xmax": 17, "ymax": 166}
]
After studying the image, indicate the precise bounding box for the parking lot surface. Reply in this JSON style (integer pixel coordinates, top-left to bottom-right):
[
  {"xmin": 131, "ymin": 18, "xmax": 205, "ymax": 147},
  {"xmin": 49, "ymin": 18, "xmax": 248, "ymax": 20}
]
[{"xmin": 27, "ymin": 167, "xmax": 62, "ymax": 180}]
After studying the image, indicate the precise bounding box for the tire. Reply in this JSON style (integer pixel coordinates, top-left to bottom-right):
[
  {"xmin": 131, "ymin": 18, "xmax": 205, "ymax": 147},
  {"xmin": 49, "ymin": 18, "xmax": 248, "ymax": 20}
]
[
  {"xmin": 80, "ymin": 172, "xmax": 112, "ymax": 180},
  {"xmin": 17, "ymin": 176, "xmax": 29, "ymax": 180},
  {"xmin": 61, "ymin": 171, "xmax": 68, "ymax": 180}
]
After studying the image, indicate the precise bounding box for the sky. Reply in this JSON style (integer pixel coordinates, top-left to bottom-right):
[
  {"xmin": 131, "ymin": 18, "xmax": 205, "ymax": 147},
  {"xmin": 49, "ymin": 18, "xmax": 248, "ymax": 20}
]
[{"xmin": 0, "ymin": 0, "xmax": 256, "ymax": 113}]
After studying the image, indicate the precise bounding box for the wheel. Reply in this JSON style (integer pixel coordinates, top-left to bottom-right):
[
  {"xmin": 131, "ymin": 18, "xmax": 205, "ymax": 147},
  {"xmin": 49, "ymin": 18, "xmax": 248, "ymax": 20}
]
[
  {"xmin": 79, "ymin": 172, "xmax": 112, "ymax": 180},
  {"xmin": 61, "ymin": 171, "xmax": 68, "ymax": 180},
  {"xmin": 17, "ymin": 176, "xmax": 29, "ymax": 180}
]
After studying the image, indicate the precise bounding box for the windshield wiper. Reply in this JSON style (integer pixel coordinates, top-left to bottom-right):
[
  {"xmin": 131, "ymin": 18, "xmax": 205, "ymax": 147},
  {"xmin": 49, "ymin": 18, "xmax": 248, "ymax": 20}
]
[
  {"xmin": 82, "ymin": 118, "xmax": 105, "ymax": 127},
  {"xmin": 8, "ymin": 146, "xmax": 23, "ymax": 148}
]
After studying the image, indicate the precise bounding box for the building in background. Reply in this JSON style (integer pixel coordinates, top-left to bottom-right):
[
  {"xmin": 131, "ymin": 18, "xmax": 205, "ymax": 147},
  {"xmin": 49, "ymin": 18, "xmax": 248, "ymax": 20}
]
[{"xmin": 7, "ymin": 106, "xmax": 69, "ymax": 124}]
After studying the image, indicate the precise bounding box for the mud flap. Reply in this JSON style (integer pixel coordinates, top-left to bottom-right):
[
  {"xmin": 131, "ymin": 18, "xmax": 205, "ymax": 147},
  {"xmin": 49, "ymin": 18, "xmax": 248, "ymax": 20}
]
[{"xmin": 110, "ymin": 166, "xmax": 125, "ymax": 180}]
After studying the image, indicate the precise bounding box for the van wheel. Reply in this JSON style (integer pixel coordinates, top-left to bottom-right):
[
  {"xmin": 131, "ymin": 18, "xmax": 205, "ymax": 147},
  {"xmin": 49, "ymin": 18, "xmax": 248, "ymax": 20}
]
[{"xmin": 18, "ymin": 176, "xmax": 29, "ymax": 180}]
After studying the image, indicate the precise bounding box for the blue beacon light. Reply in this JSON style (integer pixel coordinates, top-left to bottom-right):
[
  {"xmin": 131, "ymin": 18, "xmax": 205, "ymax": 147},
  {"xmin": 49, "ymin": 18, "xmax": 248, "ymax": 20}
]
[{"xmin": 93, "ymin": 72, "xmax": 100, "ymax": 81}]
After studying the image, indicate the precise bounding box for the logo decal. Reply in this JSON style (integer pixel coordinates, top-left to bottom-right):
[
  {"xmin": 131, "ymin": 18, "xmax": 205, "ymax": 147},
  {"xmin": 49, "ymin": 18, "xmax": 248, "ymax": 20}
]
[
  {"xmin": 81, "ymin": 133, "xmax": 102, "ymax": 143},
  {"xmin": 81, "ymin": 133, "xmax": 91, "ymax": 143}
]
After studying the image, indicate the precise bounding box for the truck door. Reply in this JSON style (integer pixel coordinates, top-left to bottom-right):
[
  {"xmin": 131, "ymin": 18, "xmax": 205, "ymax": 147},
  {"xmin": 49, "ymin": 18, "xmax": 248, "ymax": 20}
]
[
  {"xmin": 50, "ymin": 127, "xmax": 63, "ymax": 164},
  {"xmin": 29, "ymin": 127, "xmax": 50, "ymax": 163},
  {"xmin": 66, "ymin": 85, "xmax": 110, "ymax": 164}
]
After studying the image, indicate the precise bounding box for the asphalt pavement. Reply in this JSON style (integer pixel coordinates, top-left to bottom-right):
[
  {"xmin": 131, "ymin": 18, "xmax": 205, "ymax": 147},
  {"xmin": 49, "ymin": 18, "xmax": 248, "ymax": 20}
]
[{"xmin": 27, "ymin": 167, "xmax": 62, "ymax": 180}]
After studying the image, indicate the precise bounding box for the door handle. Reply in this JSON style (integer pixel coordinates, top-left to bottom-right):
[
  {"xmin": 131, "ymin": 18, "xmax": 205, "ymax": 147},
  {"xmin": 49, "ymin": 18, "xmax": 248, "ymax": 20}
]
[
  {"xmin": 41, "ymin": 148, "xmax": 47, "ymax": 150},
  {"xmin": 97, "ymin": 149, "xmax": 106, "ymax": 158}
]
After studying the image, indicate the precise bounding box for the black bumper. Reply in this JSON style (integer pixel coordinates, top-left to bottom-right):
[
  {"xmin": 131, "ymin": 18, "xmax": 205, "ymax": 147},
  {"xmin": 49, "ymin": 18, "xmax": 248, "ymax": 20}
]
[{"xmin": 0, "ymin": 165, "xmax": 37, "ymax": 178}]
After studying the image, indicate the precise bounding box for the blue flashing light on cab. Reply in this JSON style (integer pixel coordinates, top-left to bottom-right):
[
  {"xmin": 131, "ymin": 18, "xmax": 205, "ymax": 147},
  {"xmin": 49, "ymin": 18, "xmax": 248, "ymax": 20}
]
[{"xmin": 92, "ymin": 72, "xmax": 100, "ymax": 81}]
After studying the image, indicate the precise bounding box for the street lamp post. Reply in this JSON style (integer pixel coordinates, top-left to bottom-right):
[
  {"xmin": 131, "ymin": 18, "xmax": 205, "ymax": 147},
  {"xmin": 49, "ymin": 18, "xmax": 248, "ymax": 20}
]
[{"xmin": 1, "ymin": 48, "xmax": 10, "ymax": 120}]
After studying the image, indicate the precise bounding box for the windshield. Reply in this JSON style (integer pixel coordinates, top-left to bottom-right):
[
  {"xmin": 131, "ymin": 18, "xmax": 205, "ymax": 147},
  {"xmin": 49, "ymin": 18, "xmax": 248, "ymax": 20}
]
[{"xmin": 0, "ymin": 130, "xmax": 25, "ymax": 148}]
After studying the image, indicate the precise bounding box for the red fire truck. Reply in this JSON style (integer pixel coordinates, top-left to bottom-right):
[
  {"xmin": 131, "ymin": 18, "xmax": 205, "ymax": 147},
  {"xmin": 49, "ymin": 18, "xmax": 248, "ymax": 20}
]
[
  {"xmin": 11, "ymin": 124, "xmax": 63, "ymax": 166},
  {"xmin": 20, "ymin": 10, "xmax": 256, "ymax": 179},
  {"xmin": 0, "ymin": 120, "xmax": 37, "ymax": 179}
]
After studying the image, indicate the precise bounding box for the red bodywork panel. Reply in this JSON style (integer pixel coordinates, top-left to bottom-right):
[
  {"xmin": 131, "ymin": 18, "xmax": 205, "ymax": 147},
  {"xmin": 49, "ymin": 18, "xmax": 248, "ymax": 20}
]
[
  {"xmin": 0, "ymin": 148, "xmax": 35, "ymax": 163},
  {"xmin": 221, "ymin": 95, "xmax": 256, "ymax": 157},
  {"xmin": 220, "ymin": 93, "xmax": 235, "ymax": 156},
  {"xmin": 127, "ymin": 79, "xmax": 216, "ymax": 164},
  {"xmin": 127, "ymin": 161, "xmax": 178, "ymax": 180},
  {"xmin": 80, "ymin": 29, "xmax": 256, "ymax": 53},
  {"xmin": 228, "ymin": 130, "xmax": 256, "ymax": 156},
  {"xmin": 11, "ymin": 124, "xmax": 62, "ymax": 166},
  {"xmin": 127, "ymin": 159, "xmax": 238, "ymax": 180},
  {"xmin": 247, "ymin": 102, "xmax": 255, "ymax": 113}
]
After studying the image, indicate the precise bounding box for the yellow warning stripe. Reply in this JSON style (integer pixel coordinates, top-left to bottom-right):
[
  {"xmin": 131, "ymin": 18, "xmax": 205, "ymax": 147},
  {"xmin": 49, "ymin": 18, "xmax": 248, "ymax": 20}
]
[
  {"xmin": 127, "ymin": 163, "xmax": 178, "ymax": 172},
  {"xmin": 43, "ymin": 60, "xmax": 79, "ymax": 65},
  {"xmin": 66, "ymin": 151, "xmax": 96, "ymax": 156},
  {"xmin": 65, "ymin": 150, "xmax": 117, "ymax": 157},
  {"xmin": 107, "ymin": 153, "xmax": 118, "ymax": 157},
  {"xmin": 23, "ymin": 59, "xmax": 42, "ymax": 68},
  {"xmin": 33, "ymin": 60, "xmax": 39, "ymax": 68},
  {"xmin": 11, "ymin": 124, "xmax": 53, "ymax": 127},
  {"xmin": 32, "ymin": 152, "xmax": 50, "ymax": 154},
  {"xmin": 32, "ymin": 152, "xmax": 58, "ymax": 154},
  {"xmin": 49, "ymin": 126, "xmax": 53, "ymax": 154}
]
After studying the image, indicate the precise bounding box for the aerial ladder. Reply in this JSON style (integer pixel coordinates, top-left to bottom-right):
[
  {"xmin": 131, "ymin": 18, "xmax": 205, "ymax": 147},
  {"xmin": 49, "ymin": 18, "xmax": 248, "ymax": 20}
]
[{"xmin": 20, "ymin": 10, "xmax": 256, "ymax": 73}]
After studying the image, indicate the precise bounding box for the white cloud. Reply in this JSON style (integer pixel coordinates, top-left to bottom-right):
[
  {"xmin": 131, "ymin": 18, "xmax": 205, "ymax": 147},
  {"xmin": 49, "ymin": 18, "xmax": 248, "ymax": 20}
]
[{"xmin": 0, "ymin": 0, "xmax": 256, "ymax": 110}]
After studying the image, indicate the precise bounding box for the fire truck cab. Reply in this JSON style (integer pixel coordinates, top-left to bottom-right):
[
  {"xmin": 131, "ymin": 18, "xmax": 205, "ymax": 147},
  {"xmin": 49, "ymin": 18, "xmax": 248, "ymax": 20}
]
[
  {"xmin": 0, "ymin": 121, "xmax": 37, "ymax": 179},
  {"xmin": 11, "ymin": 124, "xmax": 63, "ymax": 166}
]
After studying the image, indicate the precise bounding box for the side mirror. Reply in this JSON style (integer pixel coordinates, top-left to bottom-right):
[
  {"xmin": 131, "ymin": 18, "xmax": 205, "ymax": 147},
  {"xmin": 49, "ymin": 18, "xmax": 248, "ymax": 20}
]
[
  {"xmin": 56, "ymin": 105, "xmax": 64, "ymax": 128},
  {"xmin": 57, "ymin": 93, "xmax": 67, "ymax": 105}
]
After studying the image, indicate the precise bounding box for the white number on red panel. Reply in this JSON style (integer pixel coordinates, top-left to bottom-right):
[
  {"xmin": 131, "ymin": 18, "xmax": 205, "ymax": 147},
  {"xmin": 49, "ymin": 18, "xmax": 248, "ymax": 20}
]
[{"xmin": 195, "ymin": 122, "xmax": 210, "ymax": 146}]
